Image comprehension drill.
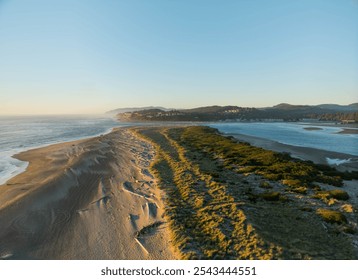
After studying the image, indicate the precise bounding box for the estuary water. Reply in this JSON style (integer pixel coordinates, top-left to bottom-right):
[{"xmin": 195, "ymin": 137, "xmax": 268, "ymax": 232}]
[
  {"xmin": 209, "ymin": 122, "xmax": 358, "ymax": 156},
  {"xmin": 1, "ymin": 118, "xmax": 357, "ymax": 185},
  {"xmin": 0, "ymin": 115, "xmax": 125, "ymax": 185}
]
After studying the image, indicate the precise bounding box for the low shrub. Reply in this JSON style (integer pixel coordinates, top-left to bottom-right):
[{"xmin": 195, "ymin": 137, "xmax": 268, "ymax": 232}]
[
  {"xmin": 340, "ymin": 204, "xmax": 354, "ymax": 213},
  {"xmin": 328, "ymin": 189, "xmax": 349, "ymax": 200},
  {"xmin": 282, "ymin": 179, "xmax": 301, "ymax": 187},
  {"xmin": 313, "ymin": 189, "xmax": 349, "ymax": 201},
  {"xmin": 260, "ymin": 191, "xmax": 281, "ymax": 201},
  {"xmin": 316, "ymin": 208, "xmax": 347, "ymax": 224},
  {"xmin": 341, "ymin": 225, "xmax": 356, "ymax": 234},
  {"xmin": 259, "ymin": 181, "xmax": 272, "ymax": 189},
  {"xmin": 285, "ymin": 186, "xmax": 307, "ymax": 194}
]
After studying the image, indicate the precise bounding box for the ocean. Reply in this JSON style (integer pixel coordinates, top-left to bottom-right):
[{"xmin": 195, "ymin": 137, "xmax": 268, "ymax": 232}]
[
  {"xmin": 1, "ymin": 118, "xmax": 358, "ymax": 185},
  {"xmin": 209, "ymin": 122, "xmax": 358, "ymax": 156},
  {"xmin": 0, "ymin": 115, "xmax": 125, "ymax": 185}
]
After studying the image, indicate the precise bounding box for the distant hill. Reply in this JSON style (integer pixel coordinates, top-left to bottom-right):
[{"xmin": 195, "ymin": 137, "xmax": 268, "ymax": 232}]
[
  {"xmin": 115, "ymin": 103, "xmax": 358, "ymax": 122},
  {"xmin": 317, "ymin": 103, "xmax": 358, "ymax": 112},
  {"xmin": 182, "ymin": 105, "xmax": 246, "ymax": 113},
  {"xmin": 271, "ymin": 103, "xmax": 313, "ymax": 110},
  {"xmin": 117, "ymin": 105, "xmax": 260, "ymax": 122},
  {"xmin": 106, "ymin": 106, "xmax": 171, "ymax": 115},
  {"xmin": 269, "ymin": 103, "xmax": 357, "ymax": 112}
]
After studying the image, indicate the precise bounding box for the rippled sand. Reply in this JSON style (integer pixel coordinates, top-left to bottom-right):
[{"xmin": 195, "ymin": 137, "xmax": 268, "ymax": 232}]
[{"xmin": 0, "ymin": 128, "xmax": 177, "ymax": 260}]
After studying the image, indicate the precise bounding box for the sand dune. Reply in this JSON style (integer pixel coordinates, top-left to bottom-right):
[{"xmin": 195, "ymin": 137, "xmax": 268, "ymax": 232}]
[{"xmin": 0, "ymin": 128, "xmax": 177, "ymax": 260}]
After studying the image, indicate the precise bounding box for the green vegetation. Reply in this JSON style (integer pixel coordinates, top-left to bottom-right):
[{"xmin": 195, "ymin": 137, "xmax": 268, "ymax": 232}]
[
  {"xmin": 316, "ymin": 208, "xmax": 347, "ymax": 224},
  {"xmin": 259, "ymin": 181, "xmax": 272, "ymax": 189},
  {"xmin": 135, "ymin": 126, "xmax": 357, "ymax": 259},
  {"xmin": 311, "ymin": 112, "xmax": 358, "ymax": 122},
  {"xmin": 117, "ymin": 104, "xmax": 358, "ymax": 122},
  {"xmin": 313, "ymin": 189, "xmax": 350, "ymax": 203},
  {"xmin": 136, "ymin": 127, "xmax": 280, "ymax": 259},
  {"xmin": 178, "ymin": 127, "xmax": 357, "ymax": 185},
  {"xmin": 282, "ymin": 180, "xmax": 308, "ymax": 194},
  {"xmin": 341, "ymin": 204, "xmax": 354, "ymax": 213},
  {"xmin": 259, "ymin": 191, "xmax": 281, "ymax": 201}
]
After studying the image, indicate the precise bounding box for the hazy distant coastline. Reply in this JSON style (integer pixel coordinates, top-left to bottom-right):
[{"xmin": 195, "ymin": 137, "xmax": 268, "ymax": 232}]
[{"xmin": 115, "ymin": 103, "xmax": 358, "ymax": 123}]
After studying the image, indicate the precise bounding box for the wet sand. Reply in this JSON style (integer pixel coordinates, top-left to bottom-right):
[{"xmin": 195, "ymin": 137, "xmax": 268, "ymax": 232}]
[
  {"xmin": 0, "ymin": 127, "xmax": 177, "ymax": 260},
  {"xmin": 337, "ymin": 129, "xmax": 358, "ymax": 134},
  {"xmin": 303, "ymin": 127, "xmax": 323, "ymax": 131}
]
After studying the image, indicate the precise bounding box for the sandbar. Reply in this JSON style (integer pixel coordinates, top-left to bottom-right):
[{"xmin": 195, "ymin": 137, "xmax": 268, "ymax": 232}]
[{"xmin": 337, "ymin": 129, "xmax": 358, "ymax": 135}]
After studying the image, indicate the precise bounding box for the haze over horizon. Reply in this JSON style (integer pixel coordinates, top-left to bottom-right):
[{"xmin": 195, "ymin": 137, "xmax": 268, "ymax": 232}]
[{"xmin": 1, "ymin": 0, "xmax": 357, "ymax": 115}]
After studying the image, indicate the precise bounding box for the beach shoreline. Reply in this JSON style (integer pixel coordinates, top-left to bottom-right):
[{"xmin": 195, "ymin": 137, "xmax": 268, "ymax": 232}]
[
  {"xmin": 0, "ymin": 118, "xmax": 121, "ymax": 186},
  {"xmin": 224, "ymin": 132, "xmax": 358, "ymax": 172},
  {"xmin": 0, "ymin": 127, "xmax": 177, "ymax": 260}
]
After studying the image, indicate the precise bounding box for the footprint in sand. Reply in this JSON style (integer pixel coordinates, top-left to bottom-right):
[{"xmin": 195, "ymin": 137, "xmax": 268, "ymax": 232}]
[
  {"xmin": 123, "ymin": 182, "xmax": 151, "ymax": 200},
  {"xmin": 142, "ymin": 202, "xmax": 158, "ymax": 218},
  {"xmin": 128, "ymin": 214, "xmax": 140, "ymax": 229},
  {"xmin": 147, "ymin": 202, "xmax": 158, "ymax": 218},
  {"xmin": 141, "ymin": 169, "xmax": 154, "ymax": 179},
  {"xmin": 91, "ymin": 195, "xmax": 111, "ymax": 207},
  {"xmin": 123, "ymin": 181, "xmax": 135, "ymax": 192}
]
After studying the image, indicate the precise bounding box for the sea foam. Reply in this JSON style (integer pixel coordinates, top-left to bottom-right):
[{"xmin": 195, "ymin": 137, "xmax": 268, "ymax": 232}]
[
  {"xmin": 0, "ymin": 115, "xmax": 121, "ymax": 185},
  {"xmin": 326, "ymin": 157, "xmax": 352, "ymax": 166},
  {"xmin": 0, "ymin": 153, "xmax": 29, "ymax": 185}
]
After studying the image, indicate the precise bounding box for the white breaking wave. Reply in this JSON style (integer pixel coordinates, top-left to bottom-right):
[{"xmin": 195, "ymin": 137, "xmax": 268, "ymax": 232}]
[
  {"xmin": 326, "ymin": 157, "xmax": 352, "ymax": 166},
  {"xmin": 0, "ymin": 152, "xmax": 29, "ymax": 185},
  {"xmin": 0, "ymin": 116, "xmax": 122, "ymax": 185}
]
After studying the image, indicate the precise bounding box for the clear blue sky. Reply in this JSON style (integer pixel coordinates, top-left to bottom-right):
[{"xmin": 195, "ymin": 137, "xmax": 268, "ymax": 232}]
[{"xmin": 0, "ymin": 0, "xmax": 357, "ymax": 114}]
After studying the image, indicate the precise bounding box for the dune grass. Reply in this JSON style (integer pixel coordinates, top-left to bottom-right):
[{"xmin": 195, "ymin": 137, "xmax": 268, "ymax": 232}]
[
  {"xmin": 177, "ymin": 127, "xmax": 357, "ymax": 186},
  {"xmin": 134, "ymin": 126, "xmax": 356, "ymax": 259},
  {"xmin": 136, "ymin": 127, "xmax": 280, "ymax": 259}
]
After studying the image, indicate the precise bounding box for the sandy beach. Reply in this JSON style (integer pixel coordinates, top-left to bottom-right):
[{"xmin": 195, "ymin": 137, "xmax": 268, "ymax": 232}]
[{"xmin": 0, "ymin": 127, "xmax": 177, "ymax": 260}]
